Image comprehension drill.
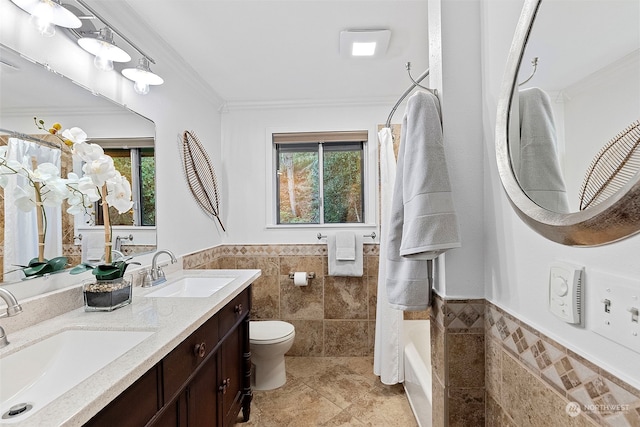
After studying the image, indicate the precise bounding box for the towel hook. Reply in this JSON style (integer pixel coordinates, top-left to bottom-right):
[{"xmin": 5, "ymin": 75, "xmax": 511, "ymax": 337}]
[{"xmin": 518, "ymin": 57, "xmax": 539, "ymax": 87}]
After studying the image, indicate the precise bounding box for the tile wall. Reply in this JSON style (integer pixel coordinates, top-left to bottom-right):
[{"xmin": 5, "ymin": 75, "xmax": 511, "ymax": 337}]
[
  {"xmin": 183, "ymin": 244, "xmax": 428, "ymax": 357},
  {"xmin": 486, "ymin": 302, "xmax": 640, "ymax": 427},
  {"xmin": 430, "ymin": 295, "xmax": 486, "ymax": 426},
  {"xmin": 182, "ymin": 244, "xmax": 640, "ymax": 427}
]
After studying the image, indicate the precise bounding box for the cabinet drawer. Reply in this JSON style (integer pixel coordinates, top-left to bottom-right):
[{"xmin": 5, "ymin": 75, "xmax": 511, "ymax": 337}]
[
  {"xmin": 162, "ymin": 315, "xmax": 218, "ymax": 401},
  {"xmin": 218, "ymin": 288, "xmax": 250, "ymax": 338}
]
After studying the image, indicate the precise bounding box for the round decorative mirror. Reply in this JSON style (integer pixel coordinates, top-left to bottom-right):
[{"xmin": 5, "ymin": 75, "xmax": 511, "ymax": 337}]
[{"xmin": 496, "ymin": 0, "xmax": 640, "ymax": 246}]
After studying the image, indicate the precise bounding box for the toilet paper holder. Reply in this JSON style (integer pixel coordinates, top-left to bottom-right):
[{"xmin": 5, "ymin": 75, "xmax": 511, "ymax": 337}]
[{"xmin": 288, "ymin": 272, "xmax": 316, "ymax": 280}]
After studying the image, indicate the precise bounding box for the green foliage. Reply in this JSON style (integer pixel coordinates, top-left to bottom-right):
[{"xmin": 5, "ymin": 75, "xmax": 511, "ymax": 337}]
[
  {"xmin": 277, "ymin": 143, "xmax": 363, "ymax": 224},
  {"xmin": 323, "ymin": 150, "xmax": 362, "ymax": 223}
]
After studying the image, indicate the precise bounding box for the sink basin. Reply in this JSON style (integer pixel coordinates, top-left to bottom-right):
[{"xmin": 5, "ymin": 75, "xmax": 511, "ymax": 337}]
[
  {"xmin": 0, "ymin": 329, "xmax": 153, "ymax": 422},
  {"xmin": 144, "ymin": 276, "xmax": 235, "ymax": 298}
]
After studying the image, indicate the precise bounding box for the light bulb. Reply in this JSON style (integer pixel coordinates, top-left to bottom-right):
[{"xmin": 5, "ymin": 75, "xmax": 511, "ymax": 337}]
[
  {"xmin": 133, "ymin": 81, "xmax": 150, "ymax": 95},
  {"xmin": 28, "ymin": 1, "xmax": 55, "ymax": 37},
  {"xmin": 94, "ymin": 55, "xmax": 113, "ymax": 72}
]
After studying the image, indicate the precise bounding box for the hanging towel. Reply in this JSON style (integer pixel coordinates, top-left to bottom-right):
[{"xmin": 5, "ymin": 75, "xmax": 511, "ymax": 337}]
[
  {"xmin": 518, "ymin": 87, "xmax": 569, "ymax": 213},
  {"xmin": 386, "ymin": 91, "xmax": 461, "ymax": 310},
  {"xmin": 328, "ymin": 233, "xmax": 363, "ymax": 276},
  {"xmin": 82, "ymin": 233, "xmax": 105, "ymax": 263},
  {"xmin": 335, "ymin": 231, "xmax": 356, "ymax": 260}
]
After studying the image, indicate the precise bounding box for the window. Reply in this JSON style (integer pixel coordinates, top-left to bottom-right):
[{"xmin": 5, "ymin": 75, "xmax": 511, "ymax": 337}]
[
  {"xmin": 92, "ymin": 139, "xmax": 156, "ymax": 227},
  {"xmin": 274, "ymin": 131, "xmax": 366, "ymax": 225}
]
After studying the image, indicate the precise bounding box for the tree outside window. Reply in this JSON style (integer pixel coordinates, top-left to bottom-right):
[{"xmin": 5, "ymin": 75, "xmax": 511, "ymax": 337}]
[{"xmin": 275, "ymin": 131, "xmax": 365, "ymax": 225}]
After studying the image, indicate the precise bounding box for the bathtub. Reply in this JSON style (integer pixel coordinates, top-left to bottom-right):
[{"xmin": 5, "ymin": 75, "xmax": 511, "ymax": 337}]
[{"xmin": 403, "ymin": 320, "xmax": 432, "ymax": 427}]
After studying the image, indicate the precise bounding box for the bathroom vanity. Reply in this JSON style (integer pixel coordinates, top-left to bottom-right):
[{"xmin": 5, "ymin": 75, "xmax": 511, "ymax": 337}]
[
  {"xmin": 0, "ymin": 269, "xmax": 260, "ymax": 427},
  {"xmin": 85, "ymin": 287, "xmax": 251, "ymax": 427}
]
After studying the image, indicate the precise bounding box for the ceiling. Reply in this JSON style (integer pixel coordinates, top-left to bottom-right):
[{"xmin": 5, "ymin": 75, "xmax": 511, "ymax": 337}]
[{"xmin": 96, "ymin": 0, "xmax": 431, "ymax": 106}]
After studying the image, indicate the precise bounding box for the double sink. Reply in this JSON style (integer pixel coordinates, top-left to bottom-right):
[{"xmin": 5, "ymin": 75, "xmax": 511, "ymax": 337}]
[{"xmin": 0, "ymin": 271, "xmax": 241, "ymax": 424}]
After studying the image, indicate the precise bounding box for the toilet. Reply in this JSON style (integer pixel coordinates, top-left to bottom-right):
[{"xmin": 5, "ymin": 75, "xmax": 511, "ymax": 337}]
[{"xmin": 249, "ymin": 320, "xmax": 295, "ymax": 390}]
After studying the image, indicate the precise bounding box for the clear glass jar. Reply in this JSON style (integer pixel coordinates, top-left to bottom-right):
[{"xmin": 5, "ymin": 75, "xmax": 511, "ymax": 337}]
[{"xmin": 83, "ymin": 274, "xmax": 132, "ymax": 312}]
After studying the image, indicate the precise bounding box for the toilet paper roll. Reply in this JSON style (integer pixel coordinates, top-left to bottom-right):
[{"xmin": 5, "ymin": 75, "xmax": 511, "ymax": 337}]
[{"xmin": 293, "ymin": 272, "xmax": 308, "ymax": 286}]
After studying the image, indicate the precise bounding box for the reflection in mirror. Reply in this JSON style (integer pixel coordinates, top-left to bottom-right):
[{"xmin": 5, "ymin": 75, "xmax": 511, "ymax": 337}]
[
  {"xmin": 0, "ymin": 44, "xmax": 157, "ymax": 283},
  {"xmin": 510, "ymin": 0, "xmax": 640, "ymax": 213}
]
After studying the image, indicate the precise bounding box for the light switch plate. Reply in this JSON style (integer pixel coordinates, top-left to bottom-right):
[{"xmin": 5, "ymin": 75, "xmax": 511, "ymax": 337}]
[
  {"xmin": 548, "ymin": 261, "xmax": 583, "ymax": 324},
  {"xmin": 590, "ymin": 270, "xmax": 640, "ymax": 354}
]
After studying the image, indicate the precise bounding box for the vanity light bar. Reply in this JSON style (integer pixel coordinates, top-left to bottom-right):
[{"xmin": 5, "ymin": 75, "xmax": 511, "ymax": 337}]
[{"xmin": 72, "ymin": 0, "xmax": 163, "ymax": 94}]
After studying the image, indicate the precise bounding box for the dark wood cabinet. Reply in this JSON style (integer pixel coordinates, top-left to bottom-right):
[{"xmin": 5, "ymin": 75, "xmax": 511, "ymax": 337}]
[{"xmin": 84, "ymin": 285, "xmax": 252, "ymax": 427}]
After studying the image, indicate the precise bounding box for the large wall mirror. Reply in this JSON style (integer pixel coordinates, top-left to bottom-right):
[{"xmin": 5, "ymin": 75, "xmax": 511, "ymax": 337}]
[
  {"xmin": 496, "ymin": 0, "xmax": 640, "ymax": 246},
  {"xmin": 0, "ymin": 43, "xmax": 157, "ymax": 284}
]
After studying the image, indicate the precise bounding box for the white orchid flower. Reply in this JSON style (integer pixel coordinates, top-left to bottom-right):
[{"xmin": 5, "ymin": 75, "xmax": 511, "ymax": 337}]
[
  {"xmin": 82, "ymin": 154, "xmax": 117, "ymax": 188},
  {"xmin": 62, "ymin": 127, "xmax": 88, "ymax": 145},
  {"xmin": 31, "ymin": 162, "xmax": 60, "ymax": 183},
  {"xmin": 13, "ymin": 185, "xmax": 36, "ymax": 212},
  {"xmin": 73, "ymin": 141, "xmax": 104, "ymax": 163},
  {"xmin": 105, "ymin": 172, "xmax": 134, "ymax": 214},
  {"xmin": 40, "ymin": 177, "xmax": 69, "ymax": 206}
]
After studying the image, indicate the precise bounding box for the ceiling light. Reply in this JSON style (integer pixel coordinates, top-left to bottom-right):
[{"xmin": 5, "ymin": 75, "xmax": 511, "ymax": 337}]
[
  {"xmin": 340, "ymin": 30, "xmax": 391, "ymax": 58},
  {"xmin": 78, "ymin": 27, "xmax": 131, "ymax": 72},
  {"xmin": 122, "ymin": 57, "xmax": 164, "ymax": 95},
  {"xmin": 11, "ymin": 0, "xmax": 81, "ymax": 37}
]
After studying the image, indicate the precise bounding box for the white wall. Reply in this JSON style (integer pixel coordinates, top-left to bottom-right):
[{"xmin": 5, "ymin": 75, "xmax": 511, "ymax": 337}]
[
  {"xmin": 563, "ymin": 55, "xmax": 640, "ymax": 209},
  {"xmin": 481, "ymin": 0, "xmax": 640, "ymax": 389},
  {"xmin": 427, "ymin": 0, "xmax": 485, "ymax": 299},
  {"xmin": 220, "ymin": 102, "xmax": 383, "ymax": 245},
  {"xmin": 0, "ymin": 1, "xmax": 226, "ymax": 265}
]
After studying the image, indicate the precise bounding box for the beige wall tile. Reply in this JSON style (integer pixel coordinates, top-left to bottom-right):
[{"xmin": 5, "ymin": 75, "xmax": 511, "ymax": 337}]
[
  {"xmin": 286, "ymin": 320, "xmax": 323, "ymax": 357},
  {"xmin": 324, "ymin": 320, "xmax": 369, "ymax": 357},
  {"xmin": 324, "ymin": 276, "xmax": 368, "ymax": 320},
  {"xmin": 280, "ymin": 274, "xmax": 324, "ymax": 320},
  {"xmin": 250, "ymin": 275, "xmax": 280, "ymax": 320},
  {"xmin": 448, "ymin": 387, "xmax": 484, "ymax": 427},
  {"xmin": 430, "ymin": 316, "xmax": 445, "ymax": 386},
  {"xmin": 501, "ymin": 351, "xmax": 597, "ymax": 427},
  {"xmin": 448, "ymin": 333, "xmax": 485, "ymax": 388}
]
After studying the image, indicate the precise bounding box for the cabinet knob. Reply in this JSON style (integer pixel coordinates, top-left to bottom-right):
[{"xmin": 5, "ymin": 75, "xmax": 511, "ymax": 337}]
[
  {"xmin": 234, "ymin": 304, "xmax": 242, "ymax": 314},
  {"xmin": 218, "ymin": 378, "xmax": 231, "ymax": 394},
  {"xmin": 194, "ymin": 342, "xmax": 206, "ymax": 358}
]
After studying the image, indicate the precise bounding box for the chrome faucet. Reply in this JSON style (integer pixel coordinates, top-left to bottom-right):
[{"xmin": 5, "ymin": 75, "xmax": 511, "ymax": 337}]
[
  {"xmin": 0, "ymin": 287, "xmax": 23, "ymax": 348},
  {"xmin": 149, "ymin": 250, "xmax": 178, "ymax": 286}
]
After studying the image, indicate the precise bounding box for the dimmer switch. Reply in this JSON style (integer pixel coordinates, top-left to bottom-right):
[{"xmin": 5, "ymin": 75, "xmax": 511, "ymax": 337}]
[{"xmin": 548, "ymin": 262, "xmax": 583, "ymax": 324}]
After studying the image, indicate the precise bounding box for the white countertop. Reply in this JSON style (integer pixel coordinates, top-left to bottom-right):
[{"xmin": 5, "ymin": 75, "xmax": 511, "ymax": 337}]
[{"xmin": 0, "ymin": 269, "xmax": 261, "ymax": 427}]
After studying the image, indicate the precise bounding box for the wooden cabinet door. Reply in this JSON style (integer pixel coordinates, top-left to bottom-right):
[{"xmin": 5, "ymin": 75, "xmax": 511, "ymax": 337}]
[
  {"xmin": 219, "ymin": 326, "xmax": 243, "ymax": 427},
  {"xmin": 151, "ymin": 392, "xmax": 187, "ymax": 427},
  {"xmin": 187, "ymin": 351, "xmax": 218, "ymax": 427},
  {"xmin": 84, "ymin": 366, "xmax": 160, "ymax": 427}
]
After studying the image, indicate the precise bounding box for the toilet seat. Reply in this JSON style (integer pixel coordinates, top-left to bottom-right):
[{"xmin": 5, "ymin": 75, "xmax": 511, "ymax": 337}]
[{"xmin": 250, "ymin": 321, "xmax": 295, "ymax": 345}]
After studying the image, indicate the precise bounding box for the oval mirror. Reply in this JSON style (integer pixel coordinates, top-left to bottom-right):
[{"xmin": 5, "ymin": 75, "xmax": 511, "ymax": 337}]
[{"xmin": 496, "ymin": 0, "xmax": 640, "ymax": 246}]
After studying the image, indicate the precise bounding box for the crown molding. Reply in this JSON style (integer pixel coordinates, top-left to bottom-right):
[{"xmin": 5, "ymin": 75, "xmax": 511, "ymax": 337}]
[
  {"xmin": 88, "ymin": 0, "xmax": 226, "ymax": 108},
  {"xmin": 223, "ymin": 96, "xmax": 401, "ymax": 112}
]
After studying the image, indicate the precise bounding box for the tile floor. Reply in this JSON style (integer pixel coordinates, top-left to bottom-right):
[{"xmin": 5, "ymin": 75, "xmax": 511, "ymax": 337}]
[{"xmin": 235, "ymin": 357, "xmax": 418, "ymax": 427}]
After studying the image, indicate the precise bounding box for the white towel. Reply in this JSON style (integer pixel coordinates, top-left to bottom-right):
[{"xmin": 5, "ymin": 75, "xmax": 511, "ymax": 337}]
[
  {"xmin": 518, "ymin": 87, "xmax": 569, "ymax": 213},
  {"xmin": 82, "ymin": 233, "xmax": 105, "ymax": 263},
  {"xmin": 335, "ymin": 231, "xmax": 356, "ymax": 260},
  {"xmin": 386, "ymin": 91, "xmax": 461, "ymax": 310},
  {"xmin": 328, "ymin": 233, "xmax": 363, "ymax": 276}
]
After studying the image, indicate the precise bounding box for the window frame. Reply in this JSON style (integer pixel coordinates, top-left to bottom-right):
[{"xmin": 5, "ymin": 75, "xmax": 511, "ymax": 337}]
[
  {"xmin": 269, "ymin": 130, "xmax": 374, "ymax": 228},
  {"xmin": 73, "ymin": 137, "xmax": 156, "ymax": 230}
]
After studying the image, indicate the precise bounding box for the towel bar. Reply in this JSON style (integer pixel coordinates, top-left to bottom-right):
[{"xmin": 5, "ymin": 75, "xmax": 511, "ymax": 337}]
[{"xmin": 316, "ymin": 232, "xmax": 376, "ymax": 240}]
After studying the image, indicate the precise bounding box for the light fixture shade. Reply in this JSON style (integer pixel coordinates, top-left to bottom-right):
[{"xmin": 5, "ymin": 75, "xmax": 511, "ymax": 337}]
[
  {"xmin": 339, "ymin": 30, "xmax": 391, "ymax": 58},
  {"xmin": 78, "ymin": 27, "xmax": 131, "ymax": 63},
  {"xmin": 122, "ymin": 58, "xmax": 164, "ymax": 86},
  {"xmin": 11, "ymin": 0, "xmax": 81, "ymax": 28}
]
